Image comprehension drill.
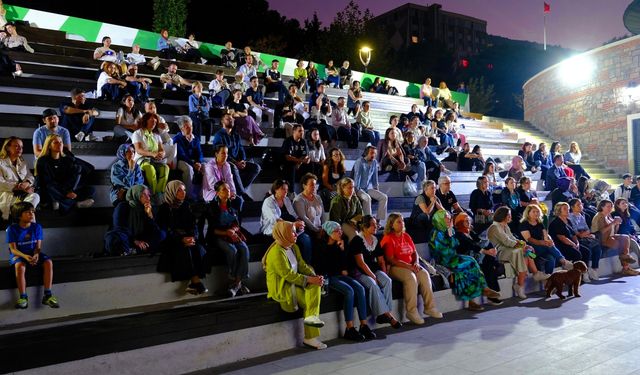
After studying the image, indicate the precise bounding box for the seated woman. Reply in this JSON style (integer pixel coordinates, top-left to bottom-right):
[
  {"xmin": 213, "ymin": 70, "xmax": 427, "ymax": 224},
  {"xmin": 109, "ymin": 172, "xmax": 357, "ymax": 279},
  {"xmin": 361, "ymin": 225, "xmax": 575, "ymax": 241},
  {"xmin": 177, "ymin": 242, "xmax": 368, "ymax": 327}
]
[
  {"xmin": 228, "ymin": 89, "xmax": 264, "ymax": 146},
  {"xmin": 612, "ymin": 198, "xmax": 640, "ymax": 260},
  {"xmin": 110, "ymin": 143, "xmax": 144, "ymax": 207},
  {"xmin": 260, "ymin": 179, "xmax": 312, "ymax": 263},
  {"xmin": 325, "ymin": 60, "xmax": 340, "ymax": 87},
  {"xmin": 114, "ymin": 95, "xmax": 142, "ymax": 141},
  {"xmin": 518, "ymin": 142, "xmax": 540, "ymax": 173},
  {"xmin": 157, "ymin": 181, "xmax": 208, "ymax": 295},
  {"xmin": 349, "ymin": 215, "xmax": 402, "ymax": 329},
  {"xmin": 157, "ymin": 28, "xmax": 177, "ymax": 60},
  {"xmin": 487, "ymin": 207, "xmax": 547, "ymax": 299},
  {"xmin": 430, "ymin": 210, "xmax": 501, "ymax": 311},
  {"xmin": 329, "ymin": 177, "xmax": 363, "ymax": 241},
  {"xmin": 438, "ymin": 82, "xmax": 455, "ymax": 108},
  {"xmin": 550, "ymin": 177, "xmax": 578, "ymax": 209},
  {"xmin": 534, "ymin": 142, "xmax": 553, "ymax": 181},
  {"xmin": 484, "ymin": 161, "xmax": 503, "ymax": 204},
  {"xmin": 454, "ymin": 213, "xmax": 504, "ymax": 305},
  {"xmin": 188, "ymin": 81, "xmax": 213, "ymax": 145},
  {"xmin": 3, "ymin": 23, "xmax": 34, "ymax": 53},
  {"xmin": 432, "ymin": 109, "xmax": 455, "ymax": 149},
  {"xmin": 409, "ymin": 180, "xmax": 443, "ymax": 234},
  {"xmin": 294, "ymin": 173, "xmax": 325, "ymax": 248},
  {"xmin": 445, "ymin": 111, "xmax": 466, "ymax": 148},
  {"xmin": 549, "ymin": 202, "xmax": 601, "ymax": 282},
  {"xmin": 262, "ymin": 220, "xmax": 327, "ymax": 350},
  {"xmin": 378, "ymin": 127, "xmax": 407, "ymax": 172},
  {"xmin": 176, "ymin": 33, "xmax": 205, "ymax": 64},
  {"xmin": 591, "ymin": 199, "xmax": 639, "ymax": 276},
  {"xmin": 469, "ymin": 176, "xmax": 493, "ymax": 234},
  {"xmin": 520, "ymin": 204, "xmax": 573, "ymax": 275},
  {"xmin": 501, "ymin": 177, "xmax": 521, "ymax": 231},
  {"xmin": 568, "ymin": 198, "xmax": 602, "ymax": 280},
  {"xmin": 96, "ymin": 62, "xmax": 127, "ymax": 102},
  {"xmin": 321, "ymin": 148, "xmax": 346, "ymax": 206},
  {"xmin": 307, "ymin": 128, "xmax": 325, "ymax": 178},
  {"xmin": 516, "ymin": 176, "xmax": 540, "ymax": 219},
  {"xmin": 369, "ymin": 77, "xmax": 382, "ymax": 93},
  {"xmin": 131, "ymin": 113, "xmax": 169, "ymax": 199},
  {"xmin": 378, "ymin": 80, "xmax": 399, "ymax": 96},
  {"xmin": 108, "ymin": 185, "xmax": 165, "ymax": 256},
  {"xmin": 293, "ymin": 60, "xmax": 308, "ymax": 93},
  {"xmin": 381, "ymin": 213, "xmax": 442, "ymax": 325},
  {"xmin": 457, "ymin": 143, "xmax": 484, "ymax": 171},
  {"xmin": 563, "ymin": 141, "xmax": 591, "ymax": 180},
  {"xmin": 306, "ymin": 61, "xmax": 319, "ymax": 93},
  {"xmin": 313, "ymin": 221, "xmax": 375, "ymax": 341},
  {"xmin": 356, "ymin": 101, "xmax": 380, "ymax": 145},
  {"xmin": 35, "ymin": 134, "xmax": 95, "ymax": 213},
  {"xmin": 508, "ymin": 156, "xmax": 526, "ymax": 182},
  {"xmin": 0, "ymin": 137, "xmax": 39, "ymax": 221},
  {"xmin": 202, "ymin": 145, "xmax": 243, "ymax": 212},
  {"xmin": 206, "ymin": 181, "xmax": 250, "ymax": 297},
  {"xmin": 347, "ymin": 80, "xmax": 363, "ymax": 116}
]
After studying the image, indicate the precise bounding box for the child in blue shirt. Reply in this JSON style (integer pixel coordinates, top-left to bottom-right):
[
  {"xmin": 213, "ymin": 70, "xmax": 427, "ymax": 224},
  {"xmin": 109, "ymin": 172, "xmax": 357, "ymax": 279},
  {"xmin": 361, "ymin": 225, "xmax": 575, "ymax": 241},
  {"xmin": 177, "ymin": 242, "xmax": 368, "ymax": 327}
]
[{"xmin": 7, "ymin": 202, "xmax": 59, "ymax": 309}]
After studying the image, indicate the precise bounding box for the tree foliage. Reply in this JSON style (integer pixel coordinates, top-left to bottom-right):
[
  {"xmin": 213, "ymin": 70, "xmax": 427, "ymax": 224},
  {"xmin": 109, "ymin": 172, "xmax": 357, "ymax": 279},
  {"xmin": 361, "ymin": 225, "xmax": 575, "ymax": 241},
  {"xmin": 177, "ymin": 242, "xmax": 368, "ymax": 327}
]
[
  {"xmin": 153, "ymin": 0, "xmax": 189, "ymax": 37},
  {"xmin": 468, "ymin": 77, "xmax": 495, "ymax": 114}
]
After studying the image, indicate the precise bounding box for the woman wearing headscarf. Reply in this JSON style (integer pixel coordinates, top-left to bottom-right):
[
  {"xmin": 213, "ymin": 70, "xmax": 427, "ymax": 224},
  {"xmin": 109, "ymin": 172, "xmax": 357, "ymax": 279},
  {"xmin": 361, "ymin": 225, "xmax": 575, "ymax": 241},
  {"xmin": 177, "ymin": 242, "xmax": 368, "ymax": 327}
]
[
  {"xmin": 110, "ymin": 143, "xmax": 144, "ymax": 206},
  {"xmin": 550, "ymin": 177, "xmax": 578, "ymax": 209},
  {"xmin": 454, "ymin": 213, "xmax": 504, "ymax": 305},
  {"xmin": 207, "ymin": 181, "xmax": 250, "ymax": 297},
  {"xmin": 157, "ymin": 181, "xmax": 208, "ymax": 295},
  {"xmin": 312, "ymin": 221, "xmax": 375, "ymax": 341},
  {"xmin": 262, "ymin": 220, "xmax": 327, "ymax": 350},
  {"xmin": 430, "ymin": 209, "xmax": 500, "ymax": 311},
  {"xmin": 108, "ymin": 185, "xmax": 165, "ymax": 255}
]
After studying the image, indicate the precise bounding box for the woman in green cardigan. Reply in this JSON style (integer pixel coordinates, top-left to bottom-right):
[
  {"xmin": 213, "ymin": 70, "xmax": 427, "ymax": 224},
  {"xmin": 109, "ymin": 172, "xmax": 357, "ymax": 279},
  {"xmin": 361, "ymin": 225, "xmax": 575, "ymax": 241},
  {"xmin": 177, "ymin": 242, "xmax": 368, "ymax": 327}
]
[
  {"xmin": 329, "ymin": 177, "xmax": 363, "ymax": 240},
  {"xmin": 262, "ymin": 220, "xmax": 327, "ymax": 350}
]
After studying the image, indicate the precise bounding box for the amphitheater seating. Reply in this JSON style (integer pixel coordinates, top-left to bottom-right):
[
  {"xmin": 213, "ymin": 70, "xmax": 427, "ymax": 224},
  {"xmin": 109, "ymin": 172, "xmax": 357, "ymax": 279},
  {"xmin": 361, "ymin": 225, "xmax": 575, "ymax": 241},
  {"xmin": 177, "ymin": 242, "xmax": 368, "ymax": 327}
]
[{"xmin": 0, "ymin": 22, "xmax": 628, "ymax": 373}]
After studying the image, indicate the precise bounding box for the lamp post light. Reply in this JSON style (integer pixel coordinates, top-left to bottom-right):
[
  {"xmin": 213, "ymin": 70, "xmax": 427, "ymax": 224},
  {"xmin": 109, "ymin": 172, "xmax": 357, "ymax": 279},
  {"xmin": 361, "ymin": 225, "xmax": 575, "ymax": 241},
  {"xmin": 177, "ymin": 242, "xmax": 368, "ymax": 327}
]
[{"xmin": 359, "ymin": 46, "xmax": 371, "ymax": 73}]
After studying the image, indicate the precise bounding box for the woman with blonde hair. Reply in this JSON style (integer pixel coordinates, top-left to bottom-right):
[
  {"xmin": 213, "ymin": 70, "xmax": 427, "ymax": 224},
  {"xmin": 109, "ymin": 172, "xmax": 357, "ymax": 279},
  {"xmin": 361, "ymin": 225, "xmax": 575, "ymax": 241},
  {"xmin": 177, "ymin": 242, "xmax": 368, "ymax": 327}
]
[
  {"xmin": 591, "ymin": 199, "xmax": 639, "ymax": 276},
  {"xmin": 0, "ymin": 137, "xmax": 39, "ymax": 220},
  {"xmin": 381, "ymin": 212, "xmax": 442, "ymax": 324},
  {"xmin": 437, "ymin": 81, "xmax": 455, "ymax": 108},
  {"xmin": 329, "ymin": 177, "xmax": 363, "ymax": 241},
  {"xmin": 36, "ymin": 134, "xmax": 95, "ymax": 212},
  {"xmin": 564, "ymin": 141, "xmax": 590, "ymax": 180}
]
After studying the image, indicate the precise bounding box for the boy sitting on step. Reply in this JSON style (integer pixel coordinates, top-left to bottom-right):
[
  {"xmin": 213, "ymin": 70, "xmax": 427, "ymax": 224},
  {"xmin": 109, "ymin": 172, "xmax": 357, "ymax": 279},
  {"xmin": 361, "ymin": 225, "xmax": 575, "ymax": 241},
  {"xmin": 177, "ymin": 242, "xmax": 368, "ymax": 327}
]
[{"xmin": 7, "ymin": 202, "xmax": 59, "ymax": 309}]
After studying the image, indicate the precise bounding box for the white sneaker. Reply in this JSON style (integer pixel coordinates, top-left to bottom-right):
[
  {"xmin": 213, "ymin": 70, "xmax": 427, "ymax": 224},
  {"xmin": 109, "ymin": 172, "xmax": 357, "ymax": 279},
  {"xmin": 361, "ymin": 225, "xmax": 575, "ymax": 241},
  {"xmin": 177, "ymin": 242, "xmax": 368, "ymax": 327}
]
[
  {"xmin": 52, "ymin": 201, "xmax": 60, "ymax": 211},
  {"xmin": 588, "ymin": 268, "xmax": 599, "ymax": 281},
  {"xmin": 582, "ymin": 272, "xmax": 590, "ymax": 283},
  {"xmin": 76, "ymin": 198, "xmax": 94, "ymax": 208},
  {"xmin": 303, "ymin": 316, "xmax": 325, "ymax": 328},
  {"xmin": 85, "ymin": 133, "xmax": 99, "ymax": 141},
  {"xmin": 513, "ymin": 284, "xmax": 527, "ymax": 299},
  {"xmin": 75, "ymin": 131, "xmax": 85, "ymax": 142},
  {"xmin": 200, "ymin": 57, "xmax": 208, "ymax": 65},
  {"xmin": 533, "ymin": 271, "xmax": 551, "ymax": 282},
  {"xmin": 303, "ymin": 337, "xmax": 327, "ymax": 350},
  {"xmin": 153, "ymin": 61, "xmax": 161, "ymax": 71}
]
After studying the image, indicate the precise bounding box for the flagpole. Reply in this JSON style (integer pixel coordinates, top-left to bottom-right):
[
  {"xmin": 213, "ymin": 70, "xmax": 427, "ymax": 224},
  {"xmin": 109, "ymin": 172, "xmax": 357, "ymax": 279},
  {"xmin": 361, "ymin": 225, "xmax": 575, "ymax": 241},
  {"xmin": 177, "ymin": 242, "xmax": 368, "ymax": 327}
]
[{"xmin": 544, "ymin": 13, "xmax": 547, "ymax": 51}]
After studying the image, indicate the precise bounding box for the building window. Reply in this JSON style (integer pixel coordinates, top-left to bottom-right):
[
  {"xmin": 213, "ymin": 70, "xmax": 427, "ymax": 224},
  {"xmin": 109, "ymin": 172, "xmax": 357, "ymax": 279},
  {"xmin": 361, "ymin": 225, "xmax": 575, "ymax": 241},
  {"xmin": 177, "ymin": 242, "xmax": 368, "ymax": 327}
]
[{"xmin": 411, "ymin": 35, "xmax": 419, "ymax": 44}]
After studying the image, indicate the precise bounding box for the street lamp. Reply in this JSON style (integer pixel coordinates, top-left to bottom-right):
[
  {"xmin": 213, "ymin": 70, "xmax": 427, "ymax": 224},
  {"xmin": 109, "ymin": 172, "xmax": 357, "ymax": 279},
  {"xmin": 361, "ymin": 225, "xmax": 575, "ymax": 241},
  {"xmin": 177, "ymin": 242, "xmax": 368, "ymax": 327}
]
[{"xmin": 359, "ymin": 46, "xmax": 372, "ymax": 73}]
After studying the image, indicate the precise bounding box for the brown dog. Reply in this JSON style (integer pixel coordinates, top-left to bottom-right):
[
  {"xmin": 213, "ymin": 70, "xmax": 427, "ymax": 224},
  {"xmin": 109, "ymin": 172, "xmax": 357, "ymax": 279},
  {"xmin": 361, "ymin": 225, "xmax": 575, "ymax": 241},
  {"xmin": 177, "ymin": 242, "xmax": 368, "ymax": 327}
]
[{"xmin": 544, "ymin": 261, "xmax": 588, "ymax": 300}]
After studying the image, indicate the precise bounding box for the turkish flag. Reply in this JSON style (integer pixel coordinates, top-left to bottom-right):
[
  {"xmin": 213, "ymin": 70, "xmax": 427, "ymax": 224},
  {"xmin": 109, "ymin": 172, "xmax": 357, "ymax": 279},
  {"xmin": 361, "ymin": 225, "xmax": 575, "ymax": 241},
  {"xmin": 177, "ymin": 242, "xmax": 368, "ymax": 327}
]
[{"xmin": 544, "ymin": 2, "xmax": 550, "ymax": 13}]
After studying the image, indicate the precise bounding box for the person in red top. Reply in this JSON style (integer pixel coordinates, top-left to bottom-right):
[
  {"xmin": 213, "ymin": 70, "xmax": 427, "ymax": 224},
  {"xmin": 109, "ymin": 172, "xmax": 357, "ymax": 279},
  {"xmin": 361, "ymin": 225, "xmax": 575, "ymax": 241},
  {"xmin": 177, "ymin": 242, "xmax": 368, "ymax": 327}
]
[{"xmin": 381, "ymin": 212, "xmax": 442, "ymax": 325}]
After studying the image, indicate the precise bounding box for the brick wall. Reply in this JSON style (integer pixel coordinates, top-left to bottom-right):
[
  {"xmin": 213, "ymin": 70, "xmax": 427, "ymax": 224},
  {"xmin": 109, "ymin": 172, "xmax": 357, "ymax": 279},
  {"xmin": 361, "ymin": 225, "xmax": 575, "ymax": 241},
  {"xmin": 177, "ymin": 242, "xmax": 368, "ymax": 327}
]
[{"xmin": 523, "ymin": 35, "xmax": 640, "ymax": 175}]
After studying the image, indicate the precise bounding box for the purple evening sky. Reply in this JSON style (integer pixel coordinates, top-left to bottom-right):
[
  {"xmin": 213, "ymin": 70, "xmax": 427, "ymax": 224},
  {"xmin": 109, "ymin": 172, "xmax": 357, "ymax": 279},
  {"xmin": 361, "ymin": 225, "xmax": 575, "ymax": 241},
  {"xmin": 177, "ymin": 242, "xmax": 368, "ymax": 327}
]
[{"xmin": 267, "ymin": 0, "xmax": 631, "ymax": 51}]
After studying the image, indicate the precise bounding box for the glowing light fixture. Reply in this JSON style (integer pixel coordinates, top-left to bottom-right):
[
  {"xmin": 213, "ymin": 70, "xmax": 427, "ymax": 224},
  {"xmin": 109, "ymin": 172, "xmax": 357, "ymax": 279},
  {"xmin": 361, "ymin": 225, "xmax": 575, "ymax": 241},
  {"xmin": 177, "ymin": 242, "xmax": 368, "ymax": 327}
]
[
  {"xmin": 558, "ymin": 55, "xmax": 595, "ymax": 87},
  {"xmin": 359, "ymin": 47, "xmax": 372, "ymax": 73}
]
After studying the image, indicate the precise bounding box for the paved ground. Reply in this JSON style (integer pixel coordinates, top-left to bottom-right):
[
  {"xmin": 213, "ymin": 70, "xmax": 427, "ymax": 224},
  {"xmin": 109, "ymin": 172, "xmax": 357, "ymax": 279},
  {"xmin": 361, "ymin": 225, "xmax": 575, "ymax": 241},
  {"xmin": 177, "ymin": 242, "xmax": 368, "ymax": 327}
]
[{"xmin": 202, "ymin": 275, "xmax": 640, "ymax": 375}]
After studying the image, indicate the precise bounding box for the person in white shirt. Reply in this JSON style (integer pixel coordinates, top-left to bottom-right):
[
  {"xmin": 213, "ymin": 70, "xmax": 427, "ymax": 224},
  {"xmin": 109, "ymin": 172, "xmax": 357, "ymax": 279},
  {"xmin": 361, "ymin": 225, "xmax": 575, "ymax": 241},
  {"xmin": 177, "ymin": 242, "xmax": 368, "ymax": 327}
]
[
  {"xmin": 126, "ymin": 44, "xmax": 160, "ymax": 71},
  {"xmin": 93, "ymin": 36, "xmax": 120, "ymax": 63},
  {"xmin": 332, "ymin": 97, "xmax": 359, "ymax": 148},
  {"xmin": 208, "ymin": 69, "xmax": 231, "ymax": 108},
  {"xmin": 237, "ymin": 55, "xmax": 257, "ymax": 84},
  {"xmin": 421, "ymin": 77, "xmax": 436, "ymax": 107},
  {"xmin": 96, "ymin": 62, "xmax": 126, "ymax": 101}
]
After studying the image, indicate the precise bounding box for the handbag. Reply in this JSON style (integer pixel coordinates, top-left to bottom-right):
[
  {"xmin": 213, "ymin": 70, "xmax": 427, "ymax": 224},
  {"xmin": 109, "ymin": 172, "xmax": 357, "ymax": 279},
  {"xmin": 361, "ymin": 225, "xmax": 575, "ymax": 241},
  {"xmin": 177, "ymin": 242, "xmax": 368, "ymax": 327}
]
[
  {"xmin": 225, "ymin": 223, "xmax": 247, "ymax": 243},
  {"xmin": 475, "ymin": 211, "xmax": 494, "ymax": 225},
  {"xmin": 403, "ymin": 175, "xmax": 418, "ymax": 196}
]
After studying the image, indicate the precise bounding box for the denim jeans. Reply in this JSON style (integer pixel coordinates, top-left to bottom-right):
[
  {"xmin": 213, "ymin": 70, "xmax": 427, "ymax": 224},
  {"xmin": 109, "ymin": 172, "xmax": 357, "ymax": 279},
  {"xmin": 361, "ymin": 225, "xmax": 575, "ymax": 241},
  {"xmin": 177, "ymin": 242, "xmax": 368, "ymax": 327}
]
[
  {"xmin": 532, "ymin": 244, "xmax": 564, "ymax": 274},
  {"xmin": 329, "ymin": 275, "xmax": 367, "ymax": 322},
  {"xmin": 215, "ymin": 238, "xmax": 249, "ymax": 280}
]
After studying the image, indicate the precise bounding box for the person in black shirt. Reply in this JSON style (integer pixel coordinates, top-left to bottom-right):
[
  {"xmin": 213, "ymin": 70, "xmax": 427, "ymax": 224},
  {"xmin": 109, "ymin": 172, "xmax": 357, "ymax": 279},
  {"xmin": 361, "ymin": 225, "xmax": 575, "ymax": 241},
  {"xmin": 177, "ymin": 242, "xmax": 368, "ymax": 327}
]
[
  {"xmin": 282, "ymin": 124, "xmax": 311, "ymax": 191},
  {"xmin": 60, "ymin": 88, "xmax": 100, "ymax": 142},
  {"xmin": 339, "ymin": 60, "xmax": 352, "ymax": 87},
  {"xmin": 265, "ymin": 59, "xmax": 288, "ymax": 103},
  {"xmin": 349, "ymin": 215, "xmax": 402, "ymax": 328},
  {"xmin": 549, "ymin": 202, "xmax": 597, "ymax": 272},
  {"xmin": 469, "ymin": 176, "xmax": 493, "ymax": 234},
  {"xmin": 436, "ymin": 176, "xmax": 470, "ymax": 217},
  {"xmin": 519, "ymin": 204, "xmax": 572, "ymax": 275}
]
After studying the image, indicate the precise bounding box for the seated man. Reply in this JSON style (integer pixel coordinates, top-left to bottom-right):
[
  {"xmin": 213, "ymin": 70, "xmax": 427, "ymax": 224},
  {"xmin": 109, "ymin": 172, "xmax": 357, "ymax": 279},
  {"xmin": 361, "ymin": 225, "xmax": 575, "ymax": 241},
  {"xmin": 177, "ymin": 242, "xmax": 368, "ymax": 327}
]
[
  {"xmin": 436, "ymin": 176, "xmax": 472, "ymax": 217},
  {"xmin": 220, "ymin": 41, "xmax": 237, "ymax": 69},
  {"xmin": 339, "ymin": 60, "xmax": 352, "ymax": 88},
  {"xmin": 126, "ymin": 44, "xmax": 161, "ymax": 70},
  {"xmin": 157, "ymin": 28, "xmax": 177, "ymax": 60},
  {"xmin": 281, "ymin": 124, "xmax": 311, "ymax": 192},
  {"xmin": 208, "ymin": 69, "xmax": 231, "ymax": 108},
  {"xmin": 124, "ymin": 64, "xmax": 152, "ymax": 102},
  {"xmin": 237, "ymin": 55, "xmax": 257, "ymax": 85},
  {"xmin": 59, "ymin": 88, "xmax": 100, "ymax": 142},
  {"xmin": 245, "ymin": 76, "xmax": 274, "ymax": 127},
  {"xmin": 332, "ymin": 96, "xmax": 359, "ymax": 148},
  {"xmin": 33, "ymin": 109, "xmax": 72, "ymax": 158},
  {"xmin": 545, "ymin": 154, "xmax": 567, "ymax": 191},
  {"xmin": 352, "ymin": 145, "xmax": 388, "ymax": 223},
  {"xmin": 159, "ymin": 63, "xmax": 191, "ymax": 95},
  {"xmin": 173, "ymin": 115, "xmax": 204, "ymax": 199},
  {"xmin": 212, "ymin": 113, "xmax": 261, "ymax": 201},
  {"xmin": 264, "ymin": 59, "xmax": 288, "ymax": 103}
]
